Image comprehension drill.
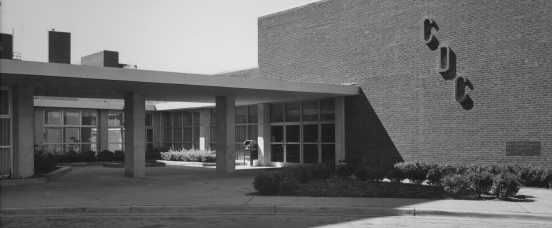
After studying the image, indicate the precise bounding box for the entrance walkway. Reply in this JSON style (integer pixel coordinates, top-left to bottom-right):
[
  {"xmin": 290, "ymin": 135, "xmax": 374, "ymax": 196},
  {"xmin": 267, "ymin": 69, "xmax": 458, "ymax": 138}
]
[{"xmin": 1, "ymin": 166, "xmax": 552, "ymax": 227}]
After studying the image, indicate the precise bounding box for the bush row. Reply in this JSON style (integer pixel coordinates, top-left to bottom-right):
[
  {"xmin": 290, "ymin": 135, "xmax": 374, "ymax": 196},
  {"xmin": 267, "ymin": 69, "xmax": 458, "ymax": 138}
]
[
  {"xmin": 253, "ymin": 162, "xmax": 552, "ymax": 199},
  {"xmin": 160, "ymin": 149, "xmax": 216, "ymax": 162}
]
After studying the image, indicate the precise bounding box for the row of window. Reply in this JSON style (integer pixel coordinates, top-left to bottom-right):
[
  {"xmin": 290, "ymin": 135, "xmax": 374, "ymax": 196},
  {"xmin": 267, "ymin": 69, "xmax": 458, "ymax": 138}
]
[{"xmin": 269, "ymin": 99, "xmax": 335, "ymax": 164}]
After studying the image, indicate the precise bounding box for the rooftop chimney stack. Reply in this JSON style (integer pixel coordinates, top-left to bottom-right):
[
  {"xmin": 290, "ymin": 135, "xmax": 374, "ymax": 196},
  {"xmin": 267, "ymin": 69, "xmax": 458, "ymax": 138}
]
[
  {"xmin": 48, "ymin": 30, "xmax": 71, "ymax": 63},
  {"xmin": 0, "ymin": 33, "xmax": 13, "ymax": 59}
]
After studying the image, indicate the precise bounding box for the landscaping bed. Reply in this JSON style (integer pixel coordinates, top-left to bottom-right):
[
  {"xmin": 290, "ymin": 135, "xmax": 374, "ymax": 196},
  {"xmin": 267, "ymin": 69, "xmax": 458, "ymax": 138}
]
[{"xmin": 253, "ymin": 162, "xmax": 552, "ymax": 200}]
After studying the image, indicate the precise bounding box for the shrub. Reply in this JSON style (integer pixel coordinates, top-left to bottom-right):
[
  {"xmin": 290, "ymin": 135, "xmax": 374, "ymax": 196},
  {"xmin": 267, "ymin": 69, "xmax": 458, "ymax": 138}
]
[
  {"xmin": 97, "ymin": 150, "xmax": 114, "ymax": 161},
  {"xmin": 426, "ymin": 164, "xmax": 458, "ymax": 186},
  {"xmin": 441, "ymin": 174, "xmax": 471, "ymax": 195},
  {"xmin": 336, "ymin": 164, "xmax": 354, "ymax": 177},
  {"xmin": 311, "ymin": 164, "xmax": 332, "ymax": 180},
  {"xmin": 545, "ymin": 169, "xmax": 552, "ymax": 189},
  {"xmin": 34, "ymin": 150, "xmax": 57, "ymax": 174},
  {"xmin": 466, "ymin": 166, "xmax": 493, "ymax": 198},
  {"xmin": 386, "ymin": 167, "xmax": 404, "ymax": 182},
  {"xmin": 394, "ymin": 161, "xmax": 430, "ymax": 184},
  {"xmin": 282, "ymin": 166, "xmax": 314, "ymax": 183},
  {"xmin": 518, "ymin": 166, "xmax": 547, "ymax": 187},
  {"xmin": 492, "ymin": 172, "xmax": 520, "ymax": 199},
  {"xmin": 354, "ymin": 166, "xmax": 386, "ymax": 182},
  {"xmin": 82, "ymin": 151, "xmax": 97, "ymax": 162},
  {"xmin": 159, "ymin": 148, "xmax": 216, "ymax": 162},
  {"xmin": 113, "ymin": 150, "xmax": 125, "ymax": 162},
  {"xmin": 278, "ymin": 175, "xmax": 300, "ymax": 195},
  {"xmin": 253, "ymin": 173, "xmax": 281, "ymax": 195}
]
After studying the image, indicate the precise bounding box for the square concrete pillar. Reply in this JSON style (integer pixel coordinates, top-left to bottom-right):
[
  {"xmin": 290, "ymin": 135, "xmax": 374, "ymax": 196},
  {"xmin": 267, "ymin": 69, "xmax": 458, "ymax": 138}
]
[
  {"xmin": 215, "ymin": 96, "xmax": 235, "ymax": 173},
  {"xmin": 257, "ymin": 103, "xmax": 271, "ymax": 166},
  {"xmin": 335, "ymin": 97, "xmax": 346, "ymax": 165},
  {"xmin": 198, "ymin": 109, "xmax": 211, "ymax": 151},
  {"xmin": 12, "ymin": 86, "xmax": 34, "ymax": 178},
  {"xmin": 124, "ymin": 92, "xmax": 146, "ymax": 178},
  {"xmin": 98, "ymin": 109, "xmax": 109, "ymax": 152}
]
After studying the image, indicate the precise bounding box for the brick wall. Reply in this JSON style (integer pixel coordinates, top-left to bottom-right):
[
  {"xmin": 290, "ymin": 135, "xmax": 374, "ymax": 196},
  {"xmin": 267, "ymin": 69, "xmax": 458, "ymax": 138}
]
[{"xmin": 259, "ymin": 0, "xmax": 552, "ymax": 167}]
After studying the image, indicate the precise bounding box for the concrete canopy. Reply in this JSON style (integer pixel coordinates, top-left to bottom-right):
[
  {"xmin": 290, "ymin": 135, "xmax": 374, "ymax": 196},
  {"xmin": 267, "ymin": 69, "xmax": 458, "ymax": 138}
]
[{"xmin": 0, "ymin": 59, "xmax": 359, "ymax": 104}]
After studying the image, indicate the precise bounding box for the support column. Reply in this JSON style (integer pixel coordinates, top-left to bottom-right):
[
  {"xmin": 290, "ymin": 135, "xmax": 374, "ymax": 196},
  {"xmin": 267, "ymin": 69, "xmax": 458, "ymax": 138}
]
[
  {"xmin": 13, "ymin": 86, "xmax": 34, "ymax": 178},
  {"xmin": 257, "ymin": 103, "xmax": 271, "ymax": 166},
  {"xmin": 198, "ymin": 109, "xmax": 211, "ymax": 151},
  {"xmin": 124, "ymin": 92, "xmax": 146, "ymax": 178},
  {"xmin": 215, "ymin": 96, "xmax": 235, "ymax": 173},
  {"xmin": 98, "ymin": 109, "xmax": 109, "ymax": 152},
  {"xmin": 335, "ymin": 97, "xmax": 346, "ymax": 165}
]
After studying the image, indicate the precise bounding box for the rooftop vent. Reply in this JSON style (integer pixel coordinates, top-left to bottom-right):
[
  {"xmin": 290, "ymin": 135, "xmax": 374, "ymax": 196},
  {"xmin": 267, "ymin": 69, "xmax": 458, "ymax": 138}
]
[{"xmin": 48, "ymin": 30, "xmax": 71, "ymax": 64}]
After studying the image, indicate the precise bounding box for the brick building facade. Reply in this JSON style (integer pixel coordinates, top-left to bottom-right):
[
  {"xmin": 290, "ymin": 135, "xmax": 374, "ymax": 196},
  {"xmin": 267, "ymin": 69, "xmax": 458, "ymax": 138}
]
[{"xmin": 259, "ymin": 0, "xmax": 552, "ymax": 167}]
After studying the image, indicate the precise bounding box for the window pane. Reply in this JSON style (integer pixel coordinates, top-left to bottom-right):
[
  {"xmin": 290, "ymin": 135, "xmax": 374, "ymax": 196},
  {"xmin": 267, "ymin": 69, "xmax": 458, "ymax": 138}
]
[
  {"xmin": 248, "ymin": 125, "xmax": 258, "ymax": 139},
  {"xmin": 81, "ymin": 127, "xmax": 97, "ymax": 143},
  {"xmin": 271, "ymin": 126, "xmax": 283, "ymax": 142},
  {"xmin": 210, "ymin": 110, "xmax": 216, "ymax": 125},
  {"xmin": 286, "ymin": 144, "xmax": 300, "ymax": 163},
  {"xmin": 0, "ymin": 90, "xmax": 8, "ymax": 115},
  {"xmin": 182, "ymin": 112, "xmax": 192, "ymax": 126},
  {"xmin": 0, "ymin": 118, "xmax": 10, "ymax": 146},
  {"xmin": 248, "ymin": 105, "xmax": 257, "ymax": 123},
  {"xmin": 108, "ymin": 128, "xmax": 123, "ymax": 144},
  {"xmin": 182, "ymin": 127, "xmax": 192, "ymax": 142},
  {"xmin": 82, "ymin": 110, "xmax": 97, "ymax": 125},
  {"xmin": 174, "ymin": 127, "xmax": 183, "ymax": 143},
  {"xmin": 303, "ymin": 144, "xmax": 318, "ymax": 163},
  {"xmin": 236, "ymin": 126, "xmax": 247, "ymax": 142},
  {"xmin": 65, "ymin": 144, "xmax": 80, "ymax": 153},
  {"xmin": 320, "ymin": 99, "xmax": 335, "ymax": 121},
  {"xmin": 81, "ymin": 144, "xmax": 97, "ymax": 153},
  {"xmin": 285, "ymin": 103, "xmax": 300, "ymax": 122},
  {"xmin": 146, "ymin": 128, "xmax": 153, "ymax": 142},
  {"xmin": 145, "ymin": 112, "xmax": 153, "ymax": 126},
  {"xmin": 46, "ymin": 111, "xmax": 62, "ymax": 125},
  {"xmin": 236, "ymin": 106, "xmax": 248, "ymax": 123},
  {"xmin": 271, "ymin": 144, "xmax": 283, "ymax": 162},
  {"xmin": 321, "ymin": 124, "xmax": 335, "ymax": 142},
  {"xmin": 64, "ymin": 127, "xmax": 80, "ymax": 143},
  {"xmin": 286, "ymin": 125, "xmax": 300, "ymax": 142},
  {"xmin": 303, "ymin": 124, "xmax": 318, "ymax": 142},
  {"xmin": 45, "ymin": 144, "xmax": 62, "ymax": 154},
  {"xmin": 270, "ymin": 104, "xmax": 283, "ymax": 122},
  {"xmin": 322, "ymin": 144, "xmax": 335, "ymax": 164},
  {"xmin": 45, "ymin": 127, "xmax": 62, "ymax": 143},
  {"xmin": 108, "ymin": 143, "xmax": 122, "ymax": 152},
  {"xmin": 174, "ymin": 112, "xmax": 183, "ymax": 126},
  {"xmin": 302, "ymin": 101, "xmax": 318, "ymax": 121},
  {"xmin": 64, "ymin": 111, "xmax": 80, "ymax": 125},
  {"xmin": 108, "ymin": 112, "xmax": 123, "ymax": 127}
]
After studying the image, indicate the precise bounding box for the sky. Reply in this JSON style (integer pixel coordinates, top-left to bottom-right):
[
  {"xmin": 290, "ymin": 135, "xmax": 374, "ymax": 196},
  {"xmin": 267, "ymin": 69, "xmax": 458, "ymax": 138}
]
[{"xmin": 0, "ymin": 0, "xmax": 319, "ymax": 74}]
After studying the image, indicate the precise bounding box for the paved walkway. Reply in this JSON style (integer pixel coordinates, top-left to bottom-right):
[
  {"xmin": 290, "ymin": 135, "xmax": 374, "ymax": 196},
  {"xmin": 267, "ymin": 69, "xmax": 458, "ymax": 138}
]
[{"xmin": 1, "ymin": 165, "xmax": 552, "ymax": 227}]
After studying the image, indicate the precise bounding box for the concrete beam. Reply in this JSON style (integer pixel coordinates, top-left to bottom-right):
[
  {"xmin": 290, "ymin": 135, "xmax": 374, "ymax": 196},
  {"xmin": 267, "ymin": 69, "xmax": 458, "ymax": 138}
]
[
  {"xmin": 12, "ymin": 86, "xmax": 34, "ymax": 178},
  {"xmin": 215, "ymin": 96, "xmax": 235, "ymax": 173},
  {"xmin": 124, "ymin": 92, "xmax": 146, "ymax": 177}
]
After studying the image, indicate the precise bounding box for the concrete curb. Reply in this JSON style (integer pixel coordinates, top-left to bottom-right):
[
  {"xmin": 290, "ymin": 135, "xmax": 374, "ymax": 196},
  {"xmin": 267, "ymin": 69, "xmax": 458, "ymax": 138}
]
[
  {"xmin": 41, "ymin": 166, "xmax": 72, "ymax": 181},
  {"xmin": 1, "ymin": 205, "xmax": 551, "ymax": 221},
  {"xmin": 0, "ymin": 166, "xmax": 71, "ymax": 186}
]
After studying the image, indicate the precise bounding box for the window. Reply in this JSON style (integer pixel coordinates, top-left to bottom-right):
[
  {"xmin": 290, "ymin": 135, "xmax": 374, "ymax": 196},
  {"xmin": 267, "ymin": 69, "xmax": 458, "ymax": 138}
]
[
  {"xmin": 145, "ymin": 112, "xmax": 154, "ymax": 153},
  {"xmin": 108, "ymin": 111, "xmax": 123, "ymax": 152},
  {"xmin": 0, "ymin": 88, "xmax": 12, "ymax": 177},
  {"xmin": 42, "ymin": 109, "xmax": 98, "ymax": 155},
  {"xmin": 162, "ymin": 111, "xmax": 199, "ymax": 150},
  {"xmin": 269, "ymin": 99, "xmax": 335, "ymax": 165},
  {"xmin": 235, "ymin": 105, "xmax": 258, "ymax": 161}
]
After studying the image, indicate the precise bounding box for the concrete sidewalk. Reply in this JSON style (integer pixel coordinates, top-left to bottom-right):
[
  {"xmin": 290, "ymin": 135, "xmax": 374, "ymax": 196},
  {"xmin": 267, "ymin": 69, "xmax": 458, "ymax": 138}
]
[{"xmin": 1, "ymin": 166, "xmax": 551, "ymax": 222}]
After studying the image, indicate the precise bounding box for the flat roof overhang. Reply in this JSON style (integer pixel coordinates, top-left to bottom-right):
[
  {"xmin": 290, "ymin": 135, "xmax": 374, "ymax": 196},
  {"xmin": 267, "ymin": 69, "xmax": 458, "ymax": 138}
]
[{"xmin": 0, "ymin": 59, "xmax": 359, "ymax": 105}]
